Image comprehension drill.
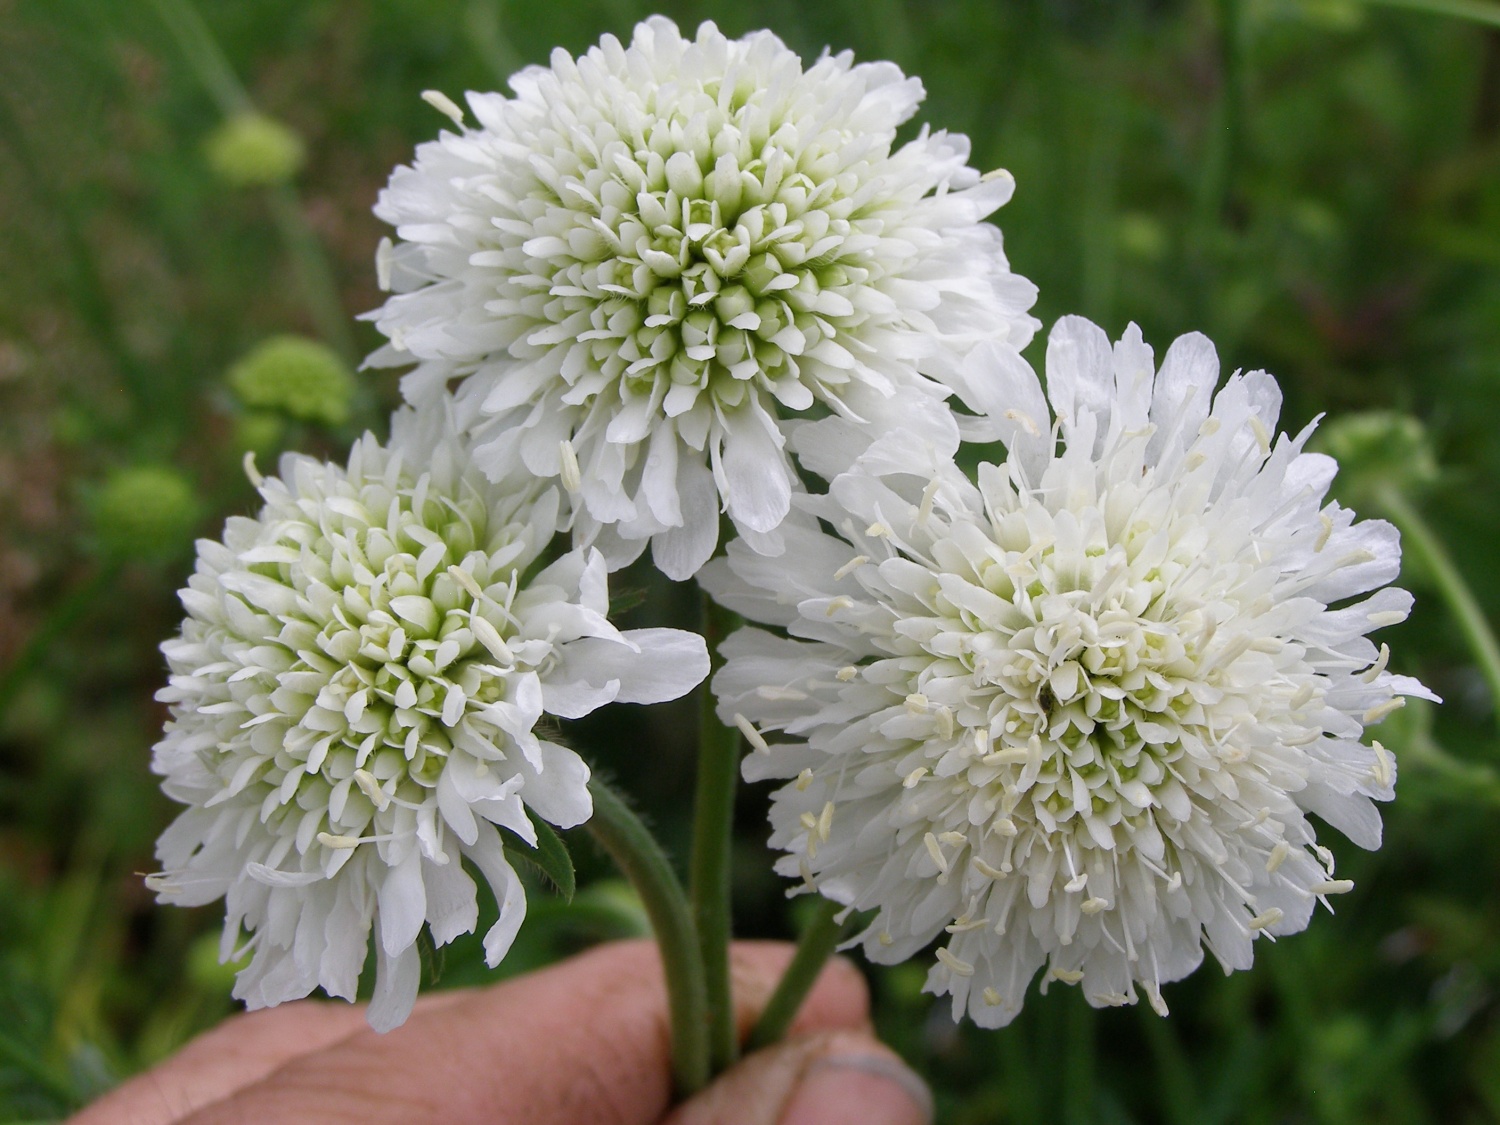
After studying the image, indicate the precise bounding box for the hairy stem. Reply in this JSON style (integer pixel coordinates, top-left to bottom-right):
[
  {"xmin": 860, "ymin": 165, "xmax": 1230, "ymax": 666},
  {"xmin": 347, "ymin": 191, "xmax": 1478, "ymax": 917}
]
[
  {"xmin": 584, "ymin": 777, "xmax": 711, "ymax": 1097},
  {"xmin": 746, "ymin": 897, "xmax": 848, "ymax": 1052},
  {"xmin": 689, "ymin": 594, "xmax": 742, "ymax": 1074}
]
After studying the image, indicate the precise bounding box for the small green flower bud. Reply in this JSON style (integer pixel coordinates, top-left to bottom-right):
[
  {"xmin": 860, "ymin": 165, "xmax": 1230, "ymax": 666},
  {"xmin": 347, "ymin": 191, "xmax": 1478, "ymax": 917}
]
[
  {"xmin": 227, "ymin": 336, "xmax": 355, "ymax": 426},
  {"xmin": 204, "ymin": 113, "xmax": 305, "ymax": 187},
  {"xmin": 1316, "ymin": 410, "xmax": 1438, "ymax": 506},
  {"xmin": 91, "ymin": 465, "xmax": 200, "ymax": 560}
]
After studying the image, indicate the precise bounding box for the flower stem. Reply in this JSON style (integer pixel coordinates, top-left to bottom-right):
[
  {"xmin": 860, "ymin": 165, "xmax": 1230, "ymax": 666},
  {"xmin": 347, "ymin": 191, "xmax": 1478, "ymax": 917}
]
[
  {"xmin": 1377, "ymin": 486, "xmax": 1500, "ymax": 720},
  {"xmin": 689, "ymin": 594, "xmax": 742, "ymax": 1074},
  {"xmin": 1360, "ymin": 0, "xmax": 1500, "ymax": 30},
  {"xmin": 268, "ymin": 185, "xmax": 359, "ymax": 364},
  {"xmin": 149, "ymin": 0, "xmax": 358, "ymax": 365},
  {"xmin": 148, "ymin": 0, "xmax": 252, "ymax": 116},
  {"xmin": 584, "ymin": 777, "xmax": 711, "ymax": 1097},
  {"xmin": 746, "ymin": 897, "xmax": 849, "ymax": 1052}
]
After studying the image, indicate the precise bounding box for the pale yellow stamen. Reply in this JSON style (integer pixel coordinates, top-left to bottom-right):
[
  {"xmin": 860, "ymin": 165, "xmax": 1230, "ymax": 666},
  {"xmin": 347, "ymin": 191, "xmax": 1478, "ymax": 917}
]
[
  {"xmin": 558, "ymin": 439, "xmax": 582, "ymax": 494},
  {"xmin": 733, "ymin": 713, "xmax": 770, "ymax": 753},
  {"xmin": 1248, "ymin": 907, "xmax": 1284, "ymax": 931},
  {"xmin": 1266, "ymin": 841, "xmax": 1292, "ymax": 874},
  {"xmin": 833, "ymin": 555, "xmax": 869, "ymax": 581},
  {"xmin": 420, "ymin": 89, "xmax": 466, "ymax": 125},
  {"xmin": 934, "ymin": 947, "xmax": 974, "ymax": 976}
]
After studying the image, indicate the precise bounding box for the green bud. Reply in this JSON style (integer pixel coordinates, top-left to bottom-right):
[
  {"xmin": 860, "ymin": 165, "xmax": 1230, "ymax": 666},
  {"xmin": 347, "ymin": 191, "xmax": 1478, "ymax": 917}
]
[
  {"xmin": 204, "ymin": 113, "xmax": 305, "ymax": 187},
  {"xmin": 1315, "ymin": 410, "xmax": 1438, "ymax": 506},
  {"xmin": 227, "ymin": 336, "xmax": 355, "ymax": 426},
  {"xmin": 91, "ymin": 465, "xmax": 200, "ymax": 561}
]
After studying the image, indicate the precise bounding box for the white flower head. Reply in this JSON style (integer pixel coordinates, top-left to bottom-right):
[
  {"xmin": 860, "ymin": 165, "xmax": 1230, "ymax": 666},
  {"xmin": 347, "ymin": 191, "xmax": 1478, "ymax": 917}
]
[
  {"xmin": 369, "ymin": 16, "xmax": 1038, "ymax": 580},
  {"xmin": 704, "ymin": 317, "xmax": 1434, "ymax": 1026},
  {"xmin": 150, "ymin": 397, "xmax": 708, "ymax": 1030}
]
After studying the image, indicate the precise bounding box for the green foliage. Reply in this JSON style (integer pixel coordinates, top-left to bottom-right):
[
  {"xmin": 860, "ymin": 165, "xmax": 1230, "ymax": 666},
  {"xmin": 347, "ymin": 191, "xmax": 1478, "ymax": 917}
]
[
  {"xmin": 502, "ymin": 819, "xmax": 578, "ymax": 902},
  {"xmin": 2, "ymin": 0, "xmax": 1499, "ymax": 1120}
]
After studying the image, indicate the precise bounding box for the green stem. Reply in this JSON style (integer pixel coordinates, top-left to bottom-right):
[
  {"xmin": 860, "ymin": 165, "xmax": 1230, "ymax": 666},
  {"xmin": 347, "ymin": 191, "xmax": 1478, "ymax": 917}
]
[
  {"xmin": 1377, "ymin": 486, "xmax": 1500, "ymax": 720},
  {"xmin": 148, "ymin": 0, "xmax": 252, "ymax": 116},
  {"xmin": 150, "ymin": 0, "xmax": 357, "ymax": 365},
  {"xmin": 689, "ymin": 594, "xmax": 742, "ymax": 1074},
  {"xmin": 268, "ymin": 186, "xmax": 359, "ymax": 364},
  {"xmin": 584, "ymin": 777, "xmax": 710, "ymax": 1097},
  {"xmin": 1358, "ymin": 0, "xmax": 1500, "ymax": 29},
  {"xmin": 746, "ymin": 898, "xmax": 848, "ymax": 1052}
]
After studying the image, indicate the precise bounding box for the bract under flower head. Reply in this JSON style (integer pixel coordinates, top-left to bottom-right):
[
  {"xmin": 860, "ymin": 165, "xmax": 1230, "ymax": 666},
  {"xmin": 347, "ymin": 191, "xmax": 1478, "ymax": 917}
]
[
  {"xmin": 704, "ymin": 317, "xmax": 1433, "ymax": 1026},
  {"xmin": 150, "ymin": 398, "xmax": 708, "ymax": 1030},
  {"xmin": 368, "ymin": 16, "xmax": 1038, "ymax": 580}
]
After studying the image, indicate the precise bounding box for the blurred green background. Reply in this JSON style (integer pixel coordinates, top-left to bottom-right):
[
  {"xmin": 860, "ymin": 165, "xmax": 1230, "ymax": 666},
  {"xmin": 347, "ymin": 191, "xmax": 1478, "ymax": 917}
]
[{"xmin": 3, "ymin": 0, "xmax": 1500, "ymax": 1121}]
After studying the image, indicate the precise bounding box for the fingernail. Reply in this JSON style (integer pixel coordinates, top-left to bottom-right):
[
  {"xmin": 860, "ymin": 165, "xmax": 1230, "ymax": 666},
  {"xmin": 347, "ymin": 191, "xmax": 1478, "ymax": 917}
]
[{"xmin": 779, "ymin": 1050, "xmax": 934, "ymax": 1125}]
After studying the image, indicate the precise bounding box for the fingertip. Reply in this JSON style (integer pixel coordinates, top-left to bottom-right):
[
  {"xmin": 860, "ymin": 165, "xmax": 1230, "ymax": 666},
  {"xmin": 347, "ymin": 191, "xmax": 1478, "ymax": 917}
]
[
  {"xmin": 779, "ymin": 1034, "xmax": 933, "ymax": 1125},
  {"xmin": 666, "ymin": 1031, "xmax": 931, "ymax": 1125}
]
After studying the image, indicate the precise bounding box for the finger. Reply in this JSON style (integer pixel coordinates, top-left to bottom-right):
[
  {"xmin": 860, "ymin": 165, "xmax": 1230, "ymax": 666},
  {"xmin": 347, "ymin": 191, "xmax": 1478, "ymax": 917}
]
[
  {"xmin": 176, "ymin": 939, "xmax": 868, "ymax": 1125},
  {"xmin": 65, "ymin": 989, "xmax": 472, "ymax": 1125},
  {"xmin": 665, "ymin": 1031, "xmax": 933, "ymax": 1125}
]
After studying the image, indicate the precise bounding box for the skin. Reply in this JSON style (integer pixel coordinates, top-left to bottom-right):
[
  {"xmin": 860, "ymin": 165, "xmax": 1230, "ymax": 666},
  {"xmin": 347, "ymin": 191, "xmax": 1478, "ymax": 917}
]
[{"xmin": 68, "ymin": 941, "xmax": 933, "ymax": 1125}]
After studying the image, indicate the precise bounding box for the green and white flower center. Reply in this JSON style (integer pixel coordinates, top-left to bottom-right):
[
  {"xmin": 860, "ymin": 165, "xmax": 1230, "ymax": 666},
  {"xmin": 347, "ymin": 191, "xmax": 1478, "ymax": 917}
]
[
  {"xmin": 210, "ymin": 469, "xmax": 536, "ymax": 858},
  {"xmin": 952, "ymin": 543, "xmax": 1232, "ymax": 835},
  {"xmin": 883, "ymin": 497, "xmax": 1322, "ymax": 859},
  {"xmin": 512, "ymin": 123, "xmax": 895, "ymax": 414}
]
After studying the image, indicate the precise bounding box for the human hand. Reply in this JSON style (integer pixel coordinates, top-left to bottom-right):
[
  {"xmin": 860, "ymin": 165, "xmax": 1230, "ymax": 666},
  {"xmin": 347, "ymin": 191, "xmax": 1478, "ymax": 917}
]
[{"xmin": 67, "ymin": 940, "xmax": 933, "ymax": 1125}]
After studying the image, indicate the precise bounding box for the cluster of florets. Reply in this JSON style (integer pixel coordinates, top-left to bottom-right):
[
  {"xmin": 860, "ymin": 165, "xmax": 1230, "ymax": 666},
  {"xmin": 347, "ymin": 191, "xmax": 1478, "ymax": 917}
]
[
  {"xmin": 706, "ymin": 319, "xmax": 1430, "ymax": 1023},
  {"xmin": 151, "ymin": 402, "xmax": 706, "ymax": 1029},
  {"xmin": 150, "ymin": 16, "xmax": 1427, "ymax": 1033}
]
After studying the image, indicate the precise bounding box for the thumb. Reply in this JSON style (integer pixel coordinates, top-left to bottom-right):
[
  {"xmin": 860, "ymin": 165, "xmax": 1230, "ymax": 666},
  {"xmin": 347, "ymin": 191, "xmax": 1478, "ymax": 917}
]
[{"xmin": 665, "ymin": 1031, "xmax": 933, "ymax": 1125}]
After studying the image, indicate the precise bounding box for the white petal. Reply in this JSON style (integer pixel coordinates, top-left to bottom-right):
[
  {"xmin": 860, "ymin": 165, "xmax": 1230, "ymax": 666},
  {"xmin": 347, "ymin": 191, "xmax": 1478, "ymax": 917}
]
[
  {"xmin": 464, "ymin": 826, "xmax": 529, "ymax": 966},
  {"xmin": 423, "ymin": 854, "xmax": 479, "ymax": 946},
  {"xmin": 1044, "ymin": 316, "xmax": 1114, "ymax": 437},
  {"xmin": 651, "ymin": 455, "xmax": 721, "ymax": 580},
  {"xmin": 377, "ymin": 847, "xmax": 426, "ymax": 957},
  {"xmin": 367, "ymin": 942, "xmax": 421, "ymax": 1033},
  {"xmin": 721, "ymin": 406, "xmax": 791, "ymax": 534},
  {"xmin": 515, "ymin": 740, "xmax": 593, "ymax": 828}
]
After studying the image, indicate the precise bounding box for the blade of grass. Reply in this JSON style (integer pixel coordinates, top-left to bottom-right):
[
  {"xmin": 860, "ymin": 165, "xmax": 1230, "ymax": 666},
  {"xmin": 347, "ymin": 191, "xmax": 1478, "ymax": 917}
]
[{"xmin": 1358, "ymin": 0, "xmax": 1500, "ymax": 29}]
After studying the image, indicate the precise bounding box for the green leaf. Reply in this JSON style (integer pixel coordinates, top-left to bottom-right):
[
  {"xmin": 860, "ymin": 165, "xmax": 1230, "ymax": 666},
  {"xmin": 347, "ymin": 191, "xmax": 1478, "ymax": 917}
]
[{"xmin": 500, "ymin": 819, "xmax": 576, "ymax": 903}]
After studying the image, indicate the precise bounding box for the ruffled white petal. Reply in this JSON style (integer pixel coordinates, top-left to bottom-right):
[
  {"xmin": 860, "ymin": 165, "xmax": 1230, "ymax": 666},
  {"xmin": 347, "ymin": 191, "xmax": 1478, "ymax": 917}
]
[{"xmin": 708, "ymin": 317, "xmax": 1430, "ymax": 1028}]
